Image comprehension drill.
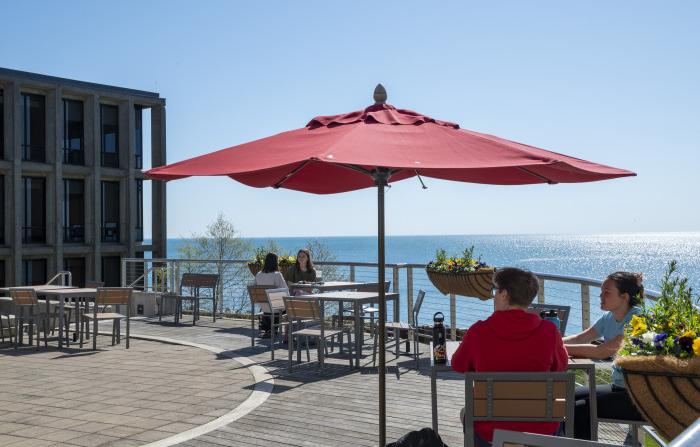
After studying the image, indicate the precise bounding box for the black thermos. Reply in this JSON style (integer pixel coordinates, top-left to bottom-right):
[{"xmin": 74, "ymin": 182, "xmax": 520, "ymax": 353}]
[{"xmin": 432, "ymin": 312, "xmax": 447, "ymax": 364}]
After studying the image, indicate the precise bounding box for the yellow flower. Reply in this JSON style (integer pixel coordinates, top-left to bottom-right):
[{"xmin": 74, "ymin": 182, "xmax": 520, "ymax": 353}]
[
  {"xmin": 683, "ymin": 330, "xmax": 696, "ymax": 339},
  {"xmin": 630, "ymin": 315, "xmax": 648, "ymax": 336},
  {"xmin": 694, "ymin": 338, "xmax": 700, "ymax": 356}
]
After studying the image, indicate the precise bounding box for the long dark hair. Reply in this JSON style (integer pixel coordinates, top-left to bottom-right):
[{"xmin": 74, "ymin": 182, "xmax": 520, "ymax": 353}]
[
  {"xmin": 607, "ymin": 271, "xmax": 644, "ymax": 306},
  {"xmin": 296, "ymin": 248, "xmax": 314, "ymax": 271},
  {"xmin": 262, "ymin": 253, "xmax": 279, "ymax": 273}
]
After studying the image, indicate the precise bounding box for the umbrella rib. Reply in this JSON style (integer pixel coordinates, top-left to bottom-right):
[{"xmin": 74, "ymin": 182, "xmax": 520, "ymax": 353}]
[
  {"xmin": 273, "ymin": 159, "xmax": 313, "ymax": 188},
  {"xmin": 517, "ymin": 166, "xmax": 557, "ymax": 184}
]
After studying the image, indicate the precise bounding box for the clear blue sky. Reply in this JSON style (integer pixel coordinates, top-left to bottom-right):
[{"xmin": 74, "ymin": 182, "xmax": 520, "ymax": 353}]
[{"xmin": 3, "ymin": 1, "xmax": 699, "ymax": 238}]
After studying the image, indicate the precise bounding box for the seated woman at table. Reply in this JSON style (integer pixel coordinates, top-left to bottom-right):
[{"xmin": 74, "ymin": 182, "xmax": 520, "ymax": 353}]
[
  {"xmin": 288, "ymin": 248, "xmax": 318, "ymax": 295},
  {"xmin": 452, "ymin": 267, "xmax": 568, "ymax": 447},
  {"xmin": 254, "ymin": 252, "xmax": 288, "ymax": 337},
  {"xmin": 288, "ymin": 248, "xmax": 318, "ymax": 283},
  {"xmin": 564, "ymin": 271, "xmax": 644, "ymax": 440}
]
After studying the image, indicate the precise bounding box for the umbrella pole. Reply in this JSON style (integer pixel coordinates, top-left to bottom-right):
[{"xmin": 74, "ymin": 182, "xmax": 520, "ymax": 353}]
[{"xmin": 374, "ymin": 169, "xmax": 389, "ymax": 446}]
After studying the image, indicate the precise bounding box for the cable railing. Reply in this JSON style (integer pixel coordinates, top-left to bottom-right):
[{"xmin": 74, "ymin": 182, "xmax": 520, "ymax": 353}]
[{"xmin": 121, "ymin": 258, "xmax": 660, "ymax": 336}]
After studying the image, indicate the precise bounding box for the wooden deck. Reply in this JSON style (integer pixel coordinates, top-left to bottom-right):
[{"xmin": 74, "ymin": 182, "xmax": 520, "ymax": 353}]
[{"xmin": 0, "ymin": 316, "xmax": 632, "ymax": 446}]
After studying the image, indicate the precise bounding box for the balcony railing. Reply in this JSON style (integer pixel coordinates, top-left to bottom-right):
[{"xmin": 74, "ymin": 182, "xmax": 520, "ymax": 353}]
[
  {"xmin": 101, "ymin": 223, "xmax": 119, "ymax": 242},
  {"xmin": 22, "ymin": 226, "xmax": 46, "ymax": 244},
  {"xmin": 101, "ymin": 151, "xmax": 119, "ymax": 168},
  {"xmin": 121, "ymin": 257, "xmax": 660, "ymax": 336},
  {"xmin": 63, "ymin": 225, "xmax": 85, "ymax": 243},
  {"xmin": 63, "ymin": 148, "xmax": 84, "ymax": 165}
]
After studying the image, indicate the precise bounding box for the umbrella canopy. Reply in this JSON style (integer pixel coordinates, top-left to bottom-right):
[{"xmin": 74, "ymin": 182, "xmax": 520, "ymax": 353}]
[{"xmin": 146, "ymin": 85, "xmax": 635, "ymax": 445}]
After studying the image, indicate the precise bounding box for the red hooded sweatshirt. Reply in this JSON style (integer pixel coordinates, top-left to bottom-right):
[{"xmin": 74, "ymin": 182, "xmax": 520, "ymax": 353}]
[{"xmin": 451, "ymin": 309, "xmax": 568, "ymax": 442}]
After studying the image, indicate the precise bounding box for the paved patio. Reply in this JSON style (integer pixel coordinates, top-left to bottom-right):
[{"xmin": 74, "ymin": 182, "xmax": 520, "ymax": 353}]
[{"xmin": 0, "ymin": 317, "xmax": 630, "ymax": 446}]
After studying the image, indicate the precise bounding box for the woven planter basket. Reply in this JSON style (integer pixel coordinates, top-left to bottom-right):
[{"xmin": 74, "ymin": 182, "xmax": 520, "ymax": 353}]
[
  {"xmin": 616, "ymin": 355, "xmax": 700, "ymax": 440},
  {"xmin": 425, "ymin": 269, "xmax": 494, "ymax": 300},
  {"xmin": 247, "ymin": 263, "xmax": 293, "ymax": 281}
]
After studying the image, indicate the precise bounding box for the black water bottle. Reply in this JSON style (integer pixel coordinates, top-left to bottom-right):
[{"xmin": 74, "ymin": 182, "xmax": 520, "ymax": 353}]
[{"xmin": 432, "ymin": 312, "xmax": 447, "ymax": 365}]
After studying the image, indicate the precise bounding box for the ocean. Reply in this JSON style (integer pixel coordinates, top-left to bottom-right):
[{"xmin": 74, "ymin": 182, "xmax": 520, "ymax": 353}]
[{"xmin": 163, "ymin": 232, "xmax": 700, "ymax": 330}]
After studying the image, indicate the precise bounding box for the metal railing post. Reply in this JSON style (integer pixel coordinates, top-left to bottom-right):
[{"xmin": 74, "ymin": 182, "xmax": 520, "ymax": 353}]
[
  {"xmin": 581, "ymin": 284, "xmax": 591, "ymax": 329},
  {"xmin": 538, "ymin": 278, "xmax": 545, "ymax": 304},
  {"xmin": 121, "ymin": 259, "xmax": 127, "ymax": 287},
  {"xmin": 406, "ymin": 266, "xmax": 414, "ymax": 325},
  {"xmin": 450, "ymin": 293, "xmax": 457, "ymax": 341},
  {"xmin": 349, "ymin": 264, "xmax": 355, "ymax": 282},
  {"xmin": 392, "ymin": 265, "xmax": 400, "ymax": 321}
]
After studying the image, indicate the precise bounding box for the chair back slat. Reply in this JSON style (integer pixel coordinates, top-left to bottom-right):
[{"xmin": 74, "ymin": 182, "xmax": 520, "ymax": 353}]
[
  {"xmin": 181, "ymin": 273, "xmax": 219, "ymax": 289},
  {"xmin": 96, "ymin": 288, "xmax": 133, "ymax": 306},
  {"xmin": 10, "ymin": 289, "xmax": 38, "ymax": 306},
  {"xmin": 248, "ymin": 285, "xmax": 273, "ymax": 305},
  {"xmin": 265, "ymin": 288, "xmax": 288, "ymax": 312},
  {"xmin": 413, "ymin": 289, "xmax": 426, "ymax": 324},
  {"xmin": 473, "ymin": 381, "xmax": 568, "ymax": 400},
  {"xmin": 284, "ymin": 297, "xmax": 321, "ymax": 321}
]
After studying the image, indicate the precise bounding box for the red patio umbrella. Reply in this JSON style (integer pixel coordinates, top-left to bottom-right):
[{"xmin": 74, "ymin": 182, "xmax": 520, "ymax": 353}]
[{"xmin": 146, "ymin": 85, "xmax": 635, "ymax": 444}]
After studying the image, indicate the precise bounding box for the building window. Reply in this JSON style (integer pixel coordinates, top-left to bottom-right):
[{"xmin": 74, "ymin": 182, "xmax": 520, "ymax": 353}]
[
  {"xmin": 101, "ymin": 181, "xmax": 119, "ymax": 242},
  {"xmin": 64, "ymin": 257, "xmax": 85, "ymax": 288},
  {"xmin": 23, "ymin": 259, "xmax": 47, "ymax": 285},
  {"xmin": 63, "ymin": 179, "xmax": 85, "ymax": 243},
  {"xmin": 135, "ymin": 105, "xmax": 143, "ymax": 169},
  {"xmin": 63, "ymin": 99, "xmax": 84, "ymax": 164},
  {"xmin": 136, "ymin": 179, "xmax": 143, "ymax": 242},
  {"xmin": 100, "ymin": 104, "xmax": 119, "ymax": 167},
  {"xmin": 22, "ymin": 177, "xmax": 46, "ymax": 244},
  {"xmin": 101, "ymin": 256, "xmax": 121, "ymax": 287},
  {"xmin": 1, "ymin": 89, "xmax": 4, "ymax": 159},
  {"xmin": 22, "ymin": 93, "xmax": 46, "ymax": 162}
]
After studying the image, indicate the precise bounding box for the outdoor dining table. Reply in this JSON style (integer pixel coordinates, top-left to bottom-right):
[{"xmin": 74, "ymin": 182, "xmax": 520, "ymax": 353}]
[
  {"xmin": 292, "ymin": 290, "xmax": 399, "ymax": 367},
  {"xmin": 38, "ymin": 288, "xmax": 98, "ymax": 349},
  {"xmin": 287, "ymin": 281, "xmax": 381, "ymax": 292},
  {"xmin": 429, "ymin": 341, "xmax": 607, "ymax": 441}
]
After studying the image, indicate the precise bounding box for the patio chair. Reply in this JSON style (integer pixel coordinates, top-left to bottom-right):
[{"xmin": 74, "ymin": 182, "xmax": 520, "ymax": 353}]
[
  {"xmin": 10, "ymin": 289, "xmax": 50, "ymax": 350},
  {"xmin": 81, "ymin": 287, "xmax": 132, "ymax": 350},
  {"xmin": 160, "ymin": 273, "xmax": 219, "ymax": 325},
  {"xmin": 283, "ymin": 295, "xmax": 352, "ymax": 371},
  {"xmin": 0, "ymin": 297, "xmax": 16, "ymax": 343},
  {"xmin": 463, "ymin": 371, "xmax": 576, "ymax": 447},
  {"xmin": 373, "ymin": 289, "xmax": 427, "ymax": 369},
  {"xmin": 264, "ymin": 287, "xmax": 291, "ymax": 360},
  {"xmin": 491, "ymin": 429, "xmax": 618, "ymax": 447},
  {"xmin": 247, "ymin": 284, "xmax": 282, "ymax": 347},
  {"xmin": 527, "ymin": 303, "xmax": 571, "ymax": 336}
]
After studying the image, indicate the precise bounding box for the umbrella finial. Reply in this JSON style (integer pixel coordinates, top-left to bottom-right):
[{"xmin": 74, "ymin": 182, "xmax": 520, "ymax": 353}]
[{"xmin": 374, "ymin": 84, "xmax": 387, "ymax": 104}]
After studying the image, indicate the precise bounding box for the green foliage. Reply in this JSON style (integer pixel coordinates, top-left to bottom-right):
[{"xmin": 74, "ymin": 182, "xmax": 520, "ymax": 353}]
[
  {"xmin": 620, "ymin": 261, "xmax": 700, "ymax": 359},
  {"xmin": 426, "ymin": 245, "xmax": 491, "ymax": 273}
]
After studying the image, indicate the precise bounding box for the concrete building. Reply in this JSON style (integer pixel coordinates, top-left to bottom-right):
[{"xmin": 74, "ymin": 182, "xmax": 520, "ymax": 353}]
[{"xmin": 0, "ymin": 67, "xmax": 166, "ymax": 287}]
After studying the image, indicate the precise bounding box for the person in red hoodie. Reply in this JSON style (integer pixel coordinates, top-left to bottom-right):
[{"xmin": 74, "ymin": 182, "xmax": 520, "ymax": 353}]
[{"xmin": 452, "ymin": 267, "xmax": 569, "ymax": 446}]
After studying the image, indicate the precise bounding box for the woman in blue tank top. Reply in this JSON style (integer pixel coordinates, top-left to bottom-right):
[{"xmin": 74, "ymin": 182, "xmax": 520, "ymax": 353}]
[{"xmin": 564, "ymin": 271, "xmax": 645, "ymax": 440}]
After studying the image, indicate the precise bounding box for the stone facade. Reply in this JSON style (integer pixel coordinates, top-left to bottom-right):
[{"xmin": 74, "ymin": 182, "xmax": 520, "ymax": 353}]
[{"xmin": 0, "ymin": 67, "xmax": 166, "ymax": 286}]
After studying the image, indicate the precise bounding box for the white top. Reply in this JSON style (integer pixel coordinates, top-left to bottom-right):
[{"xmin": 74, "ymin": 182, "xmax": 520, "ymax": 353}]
[{"xmin": 254, "ymin": 271, "xmax": 287, "ymax": 290}]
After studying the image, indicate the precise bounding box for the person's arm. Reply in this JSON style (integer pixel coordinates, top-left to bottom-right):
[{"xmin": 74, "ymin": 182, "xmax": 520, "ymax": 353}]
[
  {"xmin": 562, "ymin": 326, "xmax": 599, "ymax": 344},
  {"xmin": 566, "ymin": 335, "xmax": 624, "ymax": 360}
]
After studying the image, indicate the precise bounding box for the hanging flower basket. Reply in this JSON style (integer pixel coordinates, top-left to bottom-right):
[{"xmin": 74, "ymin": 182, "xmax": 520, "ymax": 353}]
[
  {"xmin": 426, "ymin": 268, "xmax": 494, "ymax": 300},
  {"xmin": 616, "ymin": 356, "xmax": 700, "ymax": 440}
]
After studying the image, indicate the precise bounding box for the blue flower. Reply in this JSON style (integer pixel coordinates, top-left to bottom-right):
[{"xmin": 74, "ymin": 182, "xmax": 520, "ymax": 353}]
[
  {"xmin": 632, "ymin": 337, "xmax": 643, "ymax": 346},
  {"xmin": 654, "ymin": 333, "xmax": 669, "ymax": 350}
]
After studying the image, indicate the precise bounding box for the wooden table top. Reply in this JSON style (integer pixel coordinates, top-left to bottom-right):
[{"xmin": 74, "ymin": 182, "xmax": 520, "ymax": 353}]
[{"xmin": 287, "ymin": 281, "xmax": 379, "ymax": 291}]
